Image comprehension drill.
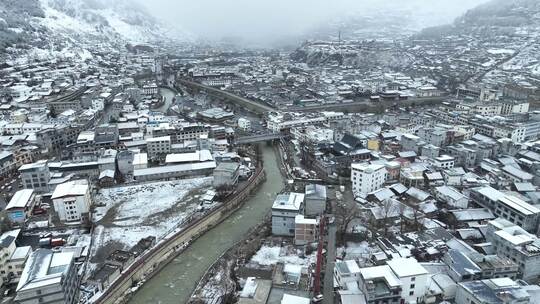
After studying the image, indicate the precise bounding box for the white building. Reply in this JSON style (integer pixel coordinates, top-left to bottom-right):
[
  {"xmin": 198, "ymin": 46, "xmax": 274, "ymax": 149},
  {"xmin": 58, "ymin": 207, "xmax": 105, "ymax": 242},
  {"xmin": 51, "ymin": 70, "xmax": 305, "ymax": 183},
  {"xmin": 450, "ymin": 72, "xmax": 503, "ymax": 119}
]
[
  {"xmin": 434, "ymin": 186, "xmax": 468, "ymax": 209},
  {"xmin": 387, "ymin": 258, "xmax": 429, "ymax": 304},
  {"xmin": 19, "ymin": 160, "xmax": 50, "ymax": 193},
  {"xmin": 486, "ymin": 218, "xmax": 540, "ymax": 281},
  {"xmin": 146, "ymin": 136, "xmax": 171, "ymax": 161},
  {"xmin": 15, "ymin": 249, "xmax": 78, "ymax": 304},
  {"xmin": 238, "ymin": 118, "xmax": 251, "ymax": 131},
  {"xmin": 471, "ymin": 186, "xmax": 540, "ymax": 233},
  {"xmin": 5, "ymin": 189, "xmax": 36, "ymax": 224},
  {"xmin": 351, "ymin": 163, "xmax": 387, "ymax": 196},
  {"xmin": 271, "ymin": 193, "xmax": 304, "ymax": 236},
  {"xmin": 431, "ymin": 155, "xmax": 455, "ymax": 169},
  {"xmin": 294, "ymin": 215, "xmax": 317, "ymax": 246},
  {"xmin": 455, "ymin": 278, "xmax": 535, "ymax": 304},
  {"xmin": 334, "ymin": 260, "xmax": 362, "ymax": 288},
  {"xmin": 0, "ymin": 229, "xmax": 27, "ymax": 286},
  {"xmin": 51, "ymin": 180, "xmax": 91, "ymax": 223}
]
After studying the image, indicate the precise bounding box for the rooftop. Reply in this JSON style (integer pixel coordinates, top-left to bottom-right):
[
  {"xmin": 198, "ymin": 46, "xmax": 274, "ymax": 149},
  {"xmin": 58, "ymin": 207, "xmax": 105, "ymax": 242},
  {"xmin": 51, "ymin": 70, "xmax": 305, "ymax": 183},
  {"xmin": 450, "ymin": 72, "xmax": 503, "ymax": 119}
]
[
  {"xmin": 51, "ymin": 180, "xmax": 88, "ymax": 199},
  {"xmin": 387, "ymin": 257, "xmax": 428, "ymax": 278},
  {"xmin": 16, "ymin": 249, "xmax": 74, "ymax": 292},
  {"xmin": 272, "ymin": 193, "xmax": 304, "ymax": 211},
  {"xmin": 360, "ymin": 265, "xmax": 401, "ymax": 288},
  {"xmin": 6, "ymin": 189, "xmax": 34, "ymax": 210}
]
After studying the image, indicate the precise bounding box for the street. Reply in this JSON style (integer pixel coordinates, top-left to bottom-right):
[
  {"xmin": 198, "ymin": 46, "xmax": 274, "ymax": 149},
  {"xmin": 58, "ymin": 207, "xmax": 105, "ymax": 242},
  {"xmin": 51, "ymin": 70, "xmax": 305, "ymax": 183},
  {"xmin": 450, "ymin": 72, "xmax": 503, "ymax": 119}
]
[{"xmin": 323, "ymin": 221, "xmax": 337, "ymax": 304}]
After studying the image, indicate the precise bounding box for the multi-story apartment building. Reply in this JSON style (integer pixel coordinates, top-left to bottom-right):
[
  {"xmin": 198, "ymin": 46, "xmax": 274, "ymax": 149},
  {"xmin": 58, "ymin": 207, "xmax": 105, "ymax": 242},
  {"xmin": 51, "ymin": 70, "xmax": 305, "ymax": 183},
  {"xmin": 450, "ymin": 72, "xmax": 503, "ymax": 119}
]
[
  {"xmin": 431, "ymin": 155, "xmax": 455, "ymax": 169},
  {"xmin": 15, "ymin": 249, "xmax": 78, "ymax": 304},
  {"xmin": 486, "ymin": 218, "xmax": 540, "ymax": 281},
  {"xmin": 470, "ymin": 187, "xmax": 540, "ymax": 233},
  {"xmin": 51, "ymin": 180, "xmax": 91, "ymax": 223},
  {"xmin": 0, "ymin": 151, "xmax": 17, "ymax": 178},
  {"xmin": 271, "ymin": 193, "xmax": 304, "ymax": 236},
  {"xmin": 294, "ymin": 215, "xmax": 317, "ymax": 246},
  {"xmin": 359, "ymin": 265, "xmax": 402, "ymax": 304},
  {"xmin": 387, "ymin": 258, "xmax": 429, "ymax": 304},
  {"xmin": 351, "ymin": 163, "xmax": 387, "ymax": 196},
  {"xmin": 146, "ymin": 136, "xmax": 171, "ymax": 161},
  {"xmin": 18, "ymin": 160, "xmax": 50, "ymax": 193},
  {"xmin": 456, "ymin": 278, "xmax": 533, "ymax": 304}
]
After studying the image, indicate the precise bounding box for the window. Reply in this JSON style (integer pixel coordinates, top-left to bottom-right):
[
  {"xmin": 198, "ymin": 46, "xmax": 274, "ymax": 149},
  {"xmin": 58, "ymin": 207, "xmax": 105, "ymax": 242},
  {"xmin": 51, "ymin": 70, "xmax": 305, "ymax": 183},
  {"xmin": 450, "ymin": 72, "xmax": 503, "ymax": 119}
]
[
  {"xmin": 410, "ymin": 284, "xmax": 415, "ymax": 289},
  {"xmin": 409, "ymin": 291, "xmax": 414, "ymax": 296}
]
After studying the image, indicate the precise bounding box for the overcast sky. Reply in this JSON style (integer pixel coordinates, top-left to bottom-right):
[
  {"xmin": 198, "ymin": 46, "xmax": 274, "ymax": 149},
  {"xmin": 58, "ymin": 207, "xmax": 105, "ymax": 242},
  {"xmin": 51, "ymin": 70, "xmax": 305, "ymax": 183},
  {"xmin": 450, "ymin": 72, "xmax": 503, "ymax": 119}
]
[{"xmin": 135, "ymin": 0, "xmax": 488, "ymax": 43}]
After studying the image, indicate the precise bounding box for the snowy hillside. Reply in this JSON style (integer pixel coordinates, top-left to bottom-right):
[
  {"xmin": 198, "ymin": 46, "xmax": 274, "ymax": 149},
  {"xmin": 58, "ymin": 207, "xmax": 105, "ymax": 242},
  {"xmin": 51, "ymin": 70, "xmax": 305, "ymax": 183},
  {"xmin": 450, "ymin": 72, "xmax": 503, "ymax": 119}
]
[
  {"xmin": 0, "ymin": 0, "xmax": 192, "ymax": 62},
  {"xmin": 39, "ymin": 0, "xmax": 190, "ymax": 44}
]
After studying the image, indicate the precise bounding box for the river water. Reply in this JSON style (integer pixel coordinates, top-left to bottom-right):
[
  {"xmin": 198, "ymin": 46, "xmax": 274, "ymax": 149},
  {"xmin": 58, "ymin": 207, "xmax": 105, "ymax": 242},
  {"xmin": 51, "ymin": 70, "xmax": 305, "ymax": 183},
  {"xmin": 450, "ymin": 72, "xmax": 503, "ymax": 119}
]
[
  {"xmin": 155, "ymin": 88, "xmax": 176, "ymax": 113},
  {"xmin": 130, "ymin": 145, "xmax": 284, "ymax": 304}
]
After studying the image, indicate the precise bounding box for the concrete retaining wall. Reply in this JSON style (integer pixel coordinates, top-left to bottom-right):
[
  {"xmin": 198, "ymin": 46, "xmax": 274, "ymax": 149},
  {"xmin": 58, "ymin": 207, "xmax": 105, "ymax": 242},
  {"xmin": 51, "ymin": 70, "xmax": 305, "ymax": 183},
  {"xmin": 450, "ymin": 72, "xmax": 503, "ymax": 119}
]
[{"xmin": 93, "ymin": 165, "xmax": 266, "ymax": 304}]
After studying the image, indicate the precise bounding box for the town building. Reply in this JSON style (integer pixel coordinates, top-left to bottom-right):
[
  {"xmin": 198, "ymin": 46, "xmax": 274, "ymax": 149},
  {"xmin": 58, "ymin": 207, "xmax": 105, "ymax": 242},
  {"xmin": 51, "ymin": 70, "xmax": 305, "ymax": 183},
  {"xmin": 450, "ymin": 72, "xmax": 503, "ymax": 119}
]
[
  {"xmin": 455, "ymin": 278, "xmax": 534, "ymax": 304},
  {"xmin": 351, "ymin": 163, "xmax": 387, "ymax": 196},
  {"xmin": 213, "ymin": 162, "xmax": 240, "ymax": 188},
  {"xmin": 387, "ymin": 258, "xmax": 429, "ymax": 304},
  {"xmin": 271, "ymin": 193, "xmax": 304, "ymax": 236},
  {"xmin": 15, "ymin": 249, "xmax": 78, "ymax": 304},
  {"xmin": 486, "ymin": 218, "xmax": 540, "ymax": 281},
  {"xmin": 294, "ymin": 215, "xmax": 317, "ymax": 246},
  {"xmin": 359, "ymin": 265, "xmax": 402, "ymax": 304},
  {"xmin": 304, "ymin": 184, "xmax": 327, "ymax": 216},
  {"xmin": 470, "ymin": 186, "xmax": 540, "ymax": 233},
  {"xmin": 146, "ymin": 136, "xmax": 171, "ymax": 161},
  {"xmin": 5, "ymin": 189, "xmax": 36, "ymax": 224},
  {"xmin": 19, "ymin": 160, "xmax": 50, "ymax": 193},
  {"xmin": 51, "ymin": 180, "xmax": 91, "ymax": 223}
]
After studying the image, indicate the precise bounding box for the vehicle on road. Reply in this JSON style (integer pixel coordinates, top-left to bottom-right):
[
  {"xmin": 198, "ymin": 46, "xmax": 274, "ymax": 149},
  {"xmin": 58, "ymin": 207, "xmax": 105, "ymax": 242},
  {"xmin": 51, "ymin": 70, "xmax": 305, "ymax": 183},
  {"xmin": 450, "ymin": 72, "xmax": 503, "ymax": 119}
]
[{"xmin": 312, "ymin": 294, "xmax": 324, "ymax": 303}]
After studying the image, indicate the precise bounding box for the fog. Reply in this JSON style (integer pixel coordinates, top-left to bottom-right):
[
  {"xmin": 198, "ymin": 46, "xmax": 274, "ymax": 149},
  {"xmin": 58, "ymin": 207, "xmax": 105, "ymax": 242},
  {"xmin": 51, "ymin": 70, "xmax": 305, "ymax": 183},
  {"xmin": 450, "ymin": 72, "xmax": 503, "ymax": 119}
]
[{"xmin": 136, "ymin": 0, "xmax": 489, "ymax": 44}]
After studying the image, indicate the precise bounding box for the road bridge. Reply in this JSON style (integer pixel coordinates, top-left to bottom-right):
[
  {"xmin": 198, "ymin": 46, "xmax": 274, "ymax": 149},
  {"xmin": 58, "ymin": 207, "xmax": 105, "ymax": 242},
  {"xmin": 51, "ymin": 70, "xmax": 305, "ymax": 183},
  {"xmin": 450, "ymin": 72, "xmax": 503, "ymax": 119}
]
[
  {"xmin": 178, "ymin": 78, "xmax": 275, "ymax": 114},
  {"xmin": 235, "ymin": 133, "xmax": 284, "ymax": 144}
]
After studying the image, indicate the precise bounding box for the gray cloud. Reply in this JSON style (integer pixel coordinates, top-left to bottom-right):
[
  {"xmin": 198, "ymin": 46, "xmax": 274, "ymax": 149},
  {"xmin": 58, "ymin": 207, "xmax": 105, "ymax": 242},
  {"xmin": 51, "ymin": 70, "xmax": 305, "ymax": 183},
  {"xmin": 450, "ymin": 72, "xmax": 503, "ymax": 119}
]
[{"xmin": 136, "ymin": 0, "xmax": 489, "ymax": 44}]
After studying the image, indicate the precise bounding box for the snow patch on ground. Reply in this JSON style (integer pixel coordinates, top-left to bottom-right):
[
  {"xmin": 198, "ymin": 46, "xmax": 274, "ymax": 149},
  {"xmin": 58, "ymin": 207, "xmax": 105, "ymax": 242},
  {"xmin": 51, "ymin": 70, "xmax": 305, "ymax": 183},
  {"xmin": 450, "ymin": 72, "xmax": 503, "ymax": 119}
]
[
  {"xmin": 94, "ymin": 178, "xmax": 212, "ymax": 225},
  {"xmin": 90, "ymin": 178, "xmax": 214, "ymax": 262},
  {"xmin": 250, "ymin": 246, "xmax": 316, "ymax": 267}
]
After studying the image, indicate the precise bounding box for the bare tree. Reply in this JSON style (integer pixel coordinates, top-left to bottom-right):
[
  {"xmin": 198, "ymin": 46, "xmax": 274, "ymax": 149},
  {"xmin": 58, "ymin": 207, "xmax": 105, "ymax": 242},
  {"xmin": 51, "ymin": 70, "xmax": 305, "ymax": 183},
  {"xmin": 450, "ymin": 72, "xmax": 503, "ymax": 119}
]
[
  {"xmin": 398, "ymin": 203, "xmax": 407, "ymax": 233},
  {"xmin": 380, "ymin": 199, "xmax": 398, "ymax": 237}
]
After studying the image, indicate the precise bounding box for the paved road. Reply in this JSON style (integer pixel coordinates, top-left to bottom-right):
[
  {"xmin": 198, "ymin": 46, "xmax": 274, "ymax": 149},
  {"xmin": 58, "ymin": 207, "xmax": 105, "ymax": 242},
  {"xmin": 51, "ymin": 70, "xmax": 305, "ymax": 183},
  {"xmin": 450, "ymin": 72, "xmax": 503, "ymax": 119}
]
[
  {"xmin": 288, "ymin": 96, "xmax": 446, "ymax": 112},
  {"xmin": 178, "ymin": 78, "xmax": 275, "ymax": 114},
  {"xmin": 323, "ymin": 222, "xmax": 337, "ymax": 304}
]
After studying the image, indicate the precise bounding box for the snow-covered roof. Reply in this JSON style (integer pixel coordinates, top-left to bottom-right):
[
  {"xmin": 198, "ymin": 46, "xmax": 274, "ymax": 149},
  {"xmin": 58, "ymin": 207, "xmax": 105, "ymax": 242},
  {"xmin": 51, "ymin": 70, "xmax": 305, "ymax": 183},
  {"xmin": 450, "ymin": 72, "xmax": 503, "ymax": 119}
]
[
  {"xmin": 10, "ymin": 246, "xmax": 31, "ymax": 261},
  {"xmin": 51, "ymin": 180, "xmax": 88, "ymax": 199},
  {"xmin": 165, "ymin": 150, "xmax": 213, "ymax": 164},
  {"xmin": 17, "ymin": 249, "xmax": 74, "ymax": 292},
  {"xmin": 281, "ymin": 294, "xmax": 310, "ymax": 304},
  {"xmin": 6, "ymin": 189, "xmax": 34, "ymax": 210},
  {"xmin": 359, "ymin": 265, "xmax": 401, "ymax": 287},
  {"xmin": 133, "ymin": 161, "xmax": 217, "ymax": 177},
  {"xmin": 295, "ymin": 215, "xmax": 317, "ymax": 225},
  {"xmin": 99, "ymin": 170, "xmax": 115, "ymax": 179},
  {"xmin": 387, "ymin": 257, "xmax": 428, "ymax": 278},
  {"xmin": 272, "ymin": 193, "xmax": 304, "ymax": 211}
]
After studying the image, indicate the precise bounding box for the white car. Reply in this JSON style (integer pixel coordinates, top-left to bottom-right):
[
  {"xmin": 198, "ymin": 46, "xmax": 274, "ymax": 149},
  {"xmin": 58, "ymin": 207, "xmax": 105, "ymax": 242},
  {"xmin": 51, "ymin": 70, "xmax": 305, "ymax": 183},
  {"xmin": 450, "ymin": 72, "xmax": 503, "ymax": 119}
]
[{"xmin": 312, "ymin": 294, "xmax": 323, "ymax": 303}]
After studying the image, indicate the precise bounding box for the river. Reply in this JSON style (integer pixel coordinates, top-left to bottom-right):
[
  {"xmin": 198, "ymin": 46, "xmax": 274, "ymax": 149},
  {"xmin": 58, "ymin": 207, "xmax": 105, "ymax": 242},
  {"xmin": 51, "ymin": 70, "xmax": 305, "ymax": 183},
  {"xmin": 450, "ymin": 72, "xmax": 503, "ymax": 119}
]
[
  {"xmin": 129, "ymin": 145, "xmax": 285, "ymax": 304},
  {"xmin": 155, "ymin": 87, "xmax": 176, "ymax": 113}
]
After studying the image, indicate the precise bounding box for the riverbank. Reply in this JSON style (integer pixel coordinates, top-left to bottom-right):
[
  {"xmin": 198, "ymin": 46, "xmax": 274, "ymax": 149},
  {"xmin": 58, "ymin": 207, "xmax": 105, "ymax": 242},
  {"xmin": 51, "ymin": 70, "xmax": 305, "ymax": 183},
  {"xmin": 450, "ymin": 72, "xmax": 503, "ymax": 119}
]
[
  {"xmin": 188, "ymin": 215, "xmax": 272, "ymax": 303},
  {"xmin": 127, "ymin": 145, "xmax": 286, "ymax": 304},
  {"xmin": 92, "ymin": 149, "xmax": 267, "ymax": 304}
]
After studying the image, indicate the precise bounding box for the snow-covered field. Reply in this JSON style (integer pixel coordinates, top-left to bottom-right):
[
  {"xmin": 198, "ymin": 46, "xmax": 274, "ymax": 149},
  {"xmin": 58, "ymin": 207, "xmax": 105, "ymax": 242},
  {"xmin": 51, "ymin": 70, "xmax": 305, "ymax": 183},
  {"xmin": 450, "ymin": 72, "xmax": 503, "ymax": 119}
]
[
  {"xmin": 337, "ymin": 241, "xmax": 373, "ymax": 260},
  {"xmin": 90, "ymin": 178, "xmax": 214, "ymax": 263},
  {"xmin": 250, "ymin": 245, "xmax": 316, "ymax": 267}
]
